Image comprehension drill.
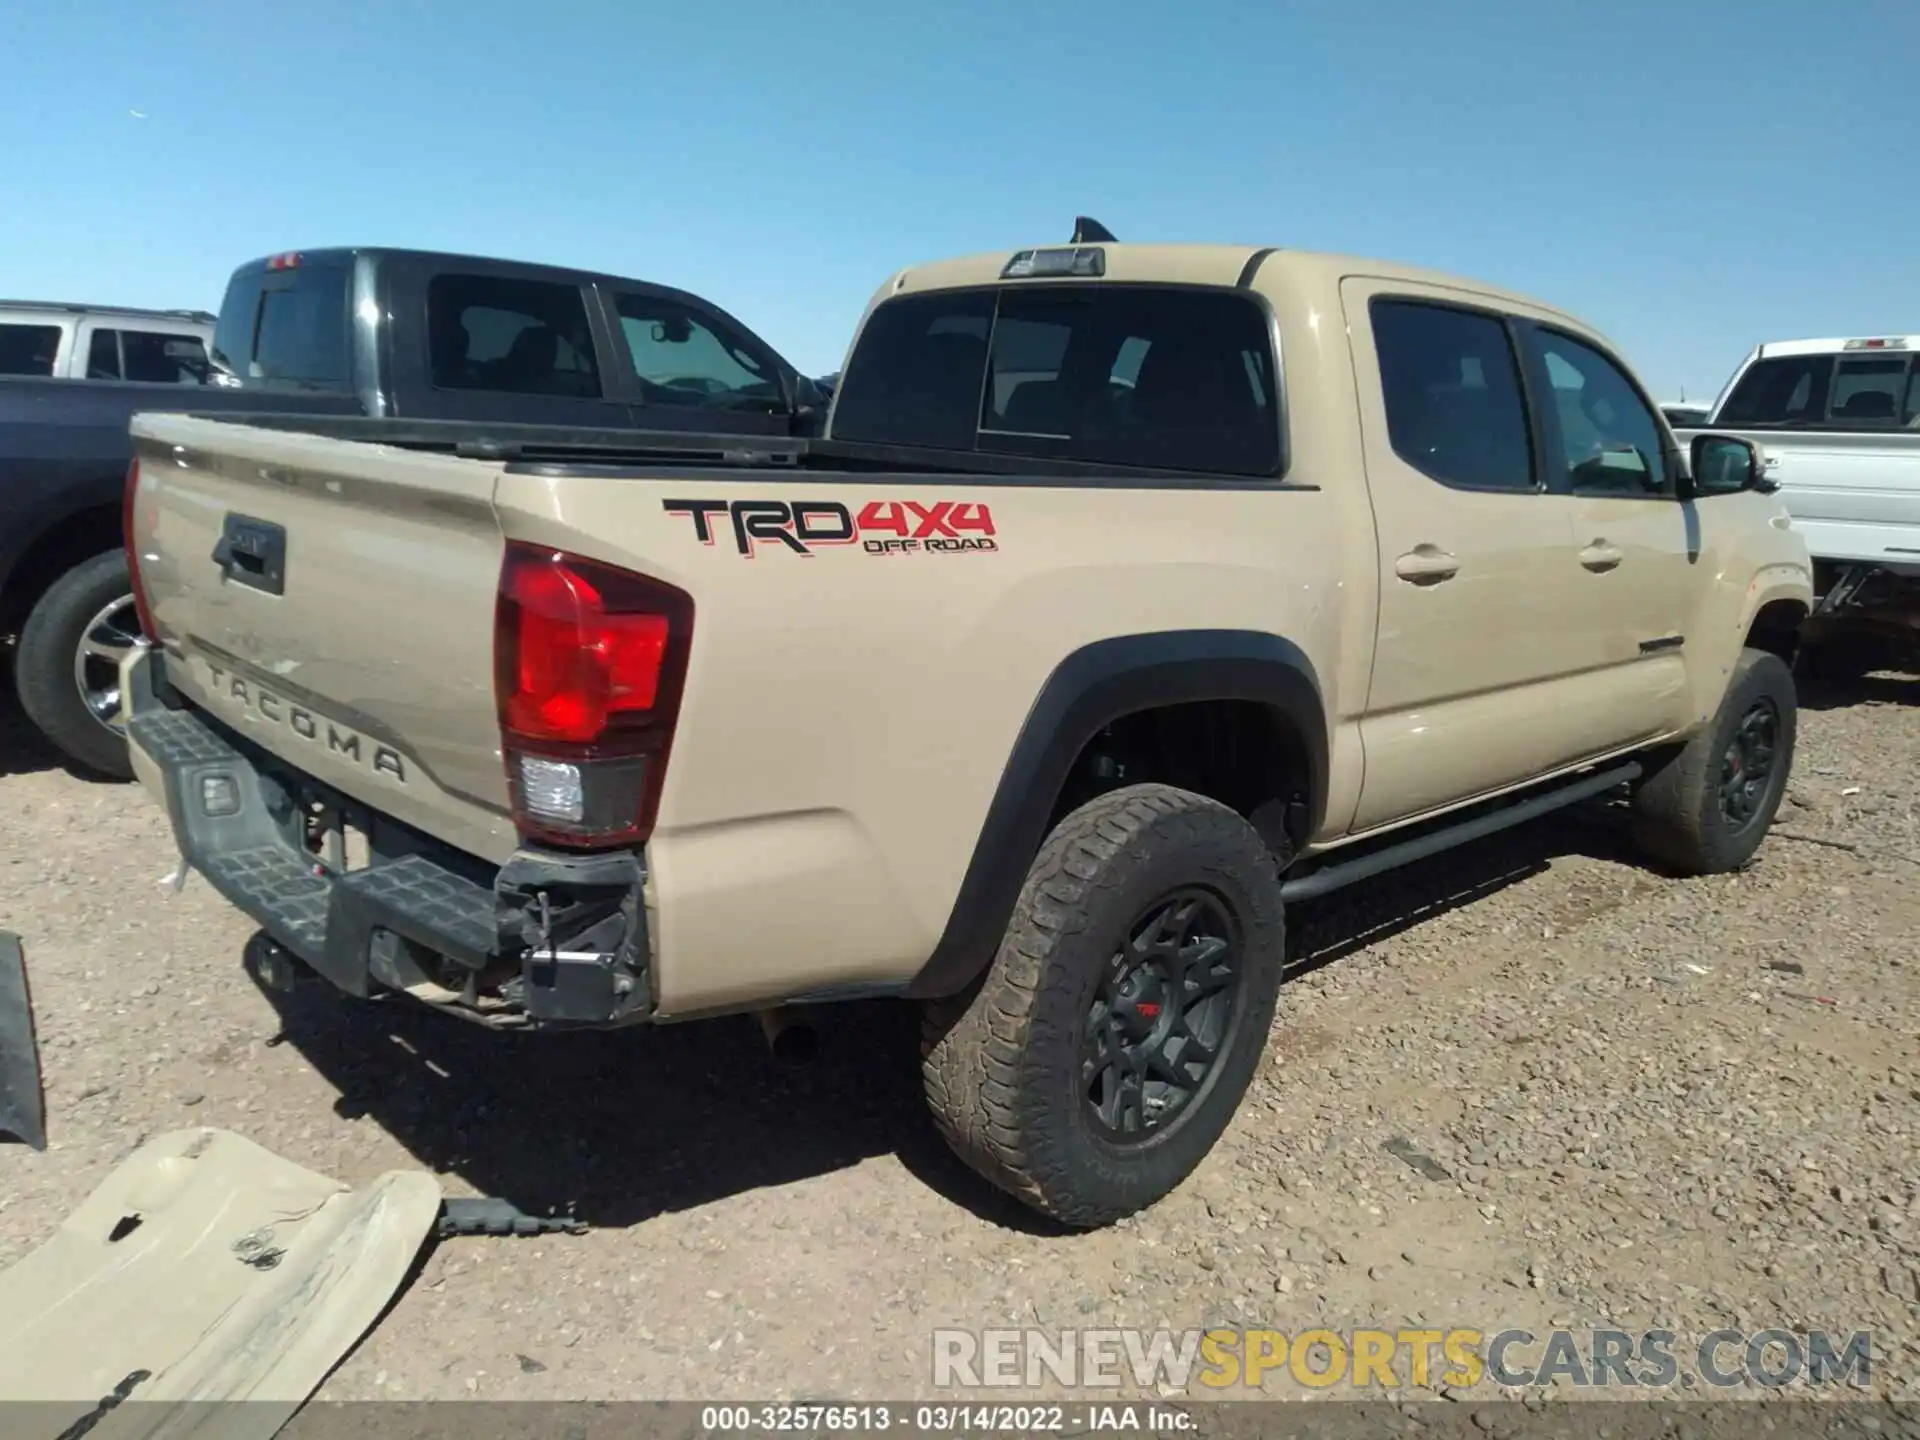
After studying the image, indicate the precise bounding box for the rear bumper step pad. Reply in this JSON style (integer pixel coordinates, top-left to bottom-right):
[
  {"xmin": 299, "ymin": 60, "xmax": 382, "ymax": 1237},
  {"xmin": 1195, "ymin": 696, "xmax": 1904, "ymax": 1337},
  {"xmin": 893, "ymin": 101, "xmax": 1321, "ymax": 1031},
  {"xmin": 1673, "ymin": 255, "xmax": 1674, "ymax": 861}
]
[{"xmin": 126, "ymin": 673, "xmax": 652, "ymax": 1029}]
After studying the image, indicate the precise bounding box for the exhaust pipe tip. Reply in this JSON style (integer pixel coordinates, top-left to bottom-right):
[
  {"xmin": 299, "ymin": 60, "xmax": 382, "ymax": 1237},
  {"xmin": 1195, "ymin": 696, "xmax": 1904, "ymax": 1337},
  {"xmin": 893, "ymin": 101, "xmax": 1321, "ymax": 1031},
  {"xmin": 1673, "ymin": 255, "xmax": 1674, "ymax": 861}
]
[{"xmin": 755, "ymin": 1007, "xmax": 818, "ymax": 1066}]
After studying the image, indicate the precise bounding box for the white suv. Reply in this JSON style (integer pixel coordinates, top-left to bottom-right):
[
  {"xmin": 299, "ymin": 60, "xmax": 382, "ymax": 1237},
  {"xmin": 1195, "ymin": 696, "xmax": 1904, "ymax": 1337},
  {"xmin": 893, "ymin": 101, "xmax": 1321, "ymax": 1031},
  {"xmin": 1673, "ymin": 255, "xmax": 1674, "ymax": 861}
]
[{"xmin": 0, "ymin": 301, "xmax": 214, "ymax": 384}]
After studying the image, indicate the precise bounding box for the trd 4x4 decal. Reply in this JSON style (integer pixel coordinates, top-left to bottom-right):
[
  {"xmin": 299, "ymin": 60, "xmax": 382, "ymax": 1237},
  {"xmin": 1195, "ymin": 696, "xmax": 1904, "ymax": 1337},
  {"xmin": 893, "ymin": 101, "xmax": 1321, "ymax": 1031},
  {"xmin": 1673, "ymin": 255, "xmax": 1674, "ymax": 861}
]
[{"xmin": 663, "ymin": 499, "xmax": 998, "ymax": 557}]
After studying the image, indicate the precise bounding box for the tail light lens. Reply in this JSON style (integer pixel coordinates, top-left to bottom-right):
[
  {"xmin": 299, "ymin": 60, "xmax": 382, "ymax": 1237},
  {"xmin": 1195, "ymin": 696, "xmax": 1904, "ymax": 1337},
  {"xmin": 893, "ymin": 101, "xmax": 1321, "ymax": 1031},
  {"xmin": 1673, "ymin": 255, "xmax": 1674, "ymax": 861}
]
[
  {"xmin": 123, "ymin": 459, "xmax": 159, "ymax": 641},
  {"xmin": 494, "ymin": 543, "xmax": 693, "ymax": 849}
]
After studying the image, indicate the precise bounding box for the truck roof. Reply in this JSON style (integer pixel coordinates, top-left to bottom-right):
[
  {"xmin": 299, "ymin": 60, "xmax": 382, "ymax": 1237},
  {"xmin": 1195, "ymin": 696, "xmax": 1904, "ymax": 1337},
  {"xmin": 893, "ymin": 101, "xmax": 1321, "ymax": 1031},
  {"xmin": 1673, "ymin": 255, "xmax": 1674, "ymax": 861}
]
[
  {"xmin": 225, "ymin": 246, "xmax": 694, "ymax": 296},
  {"xmin": 0, "ymin": 299, "xmax": 215, "ymax": 324},
  {"xmin": 1754, "ymin": 334, "xmax": 1920, "ymax": 357},
  {"xmin": 886, "ymin": 242, "xmax": 1567, "ymax": 317}
]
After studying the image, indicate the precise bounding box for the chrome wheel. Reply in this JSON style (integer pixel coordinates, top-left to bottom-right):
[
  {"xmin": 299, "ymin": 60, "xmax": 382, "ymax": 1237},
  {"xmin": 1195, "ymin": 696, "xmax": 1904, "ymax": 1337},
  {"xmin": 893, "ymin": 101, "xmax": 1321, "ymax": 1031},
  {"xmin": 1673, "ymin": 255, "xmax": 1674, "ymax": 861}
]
[{"xmin": 71, "ymin": 594, "xmax": 143, "ymax": 733}]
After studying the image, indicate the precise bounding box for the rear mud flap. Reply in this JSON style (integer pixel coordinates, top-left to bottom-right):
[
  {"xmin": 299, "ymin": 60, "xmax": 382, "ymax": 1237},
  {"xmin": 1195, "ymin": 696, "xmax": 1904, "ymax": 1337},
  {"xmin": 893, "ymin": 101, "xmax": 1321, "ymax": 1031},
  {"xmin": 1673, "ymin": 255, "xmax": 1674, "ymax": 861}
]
[
  {"xmin": 0, "ymin": 931, "xmax": 47, "ymax": 1151},
  {"xmin": 0, "ymin": 1127, "xmax": 441, "ymax": 1435}
]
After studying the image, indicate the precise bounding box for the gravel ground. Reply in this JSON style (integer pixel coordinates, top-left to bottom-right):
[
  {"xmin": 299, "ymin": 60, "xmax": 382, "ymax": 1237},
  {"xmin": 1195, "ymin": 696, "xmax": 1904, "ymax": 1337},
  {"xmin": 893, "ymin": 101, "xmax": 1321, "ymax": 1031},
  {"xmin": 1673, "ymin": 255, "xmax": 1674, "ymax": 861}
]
[{"xmin": 0, "ymin": 673, "xmax": 1915, "ymax": 1413}]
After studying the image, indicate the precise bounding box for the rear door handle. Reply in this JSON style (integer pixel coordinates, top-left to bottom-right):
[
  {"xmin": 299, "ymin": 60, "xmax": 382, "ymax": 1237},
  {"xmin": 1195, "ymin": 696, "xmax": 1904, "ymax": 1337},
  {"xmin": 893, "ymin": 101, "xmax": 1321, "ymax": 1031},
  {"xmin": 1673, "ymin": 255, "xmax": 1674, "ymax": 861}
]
[
  {"xmin": 1579, "ymin": 540, "xmax": 1623, "ymax": 573},
  {"xmin": 1394, "ymin": 545, "xmax": 1460, "ymax": 585}
]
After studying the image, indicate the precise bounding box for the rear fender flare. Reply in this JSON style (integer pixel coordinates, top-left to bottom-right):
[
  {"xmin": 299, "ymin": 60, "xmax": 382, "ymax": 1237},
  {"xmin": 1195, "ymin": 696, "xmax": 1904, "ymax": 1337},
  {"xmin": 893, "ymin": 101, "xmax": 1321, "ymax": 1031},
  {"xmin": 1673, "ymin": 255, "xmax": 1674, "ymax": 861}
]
[{"xmin": 905, "ymin": 630, "xmax": 1326, "ymax": 999}]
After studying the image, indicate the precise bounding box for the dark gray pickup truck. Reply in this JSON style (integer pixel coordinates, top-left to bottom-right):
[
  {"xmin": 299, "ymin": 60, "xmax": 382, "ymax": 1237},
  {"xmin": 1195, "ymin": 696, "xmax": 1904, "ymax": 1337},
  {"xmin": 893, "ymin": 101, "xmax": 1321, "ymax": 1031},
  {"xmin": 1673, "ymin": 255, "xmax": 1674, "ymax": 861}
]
[{"xmin": 1, "ymin": 247, "xmax": 824, "ymax": 776}]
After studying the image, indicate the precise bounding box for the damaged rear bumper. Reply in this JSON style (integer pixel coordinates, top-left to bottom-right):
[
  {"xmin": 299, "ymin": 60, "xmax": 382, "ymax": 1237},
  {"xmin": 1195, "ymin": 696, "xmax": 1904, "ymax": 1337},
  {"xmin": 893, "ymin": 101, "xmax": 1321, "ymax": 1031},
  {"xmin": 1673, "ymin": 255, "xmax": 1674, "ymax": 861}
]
[{"xmin": 123, "ymin": 649, "xmax": 654, "ymax": 1030}]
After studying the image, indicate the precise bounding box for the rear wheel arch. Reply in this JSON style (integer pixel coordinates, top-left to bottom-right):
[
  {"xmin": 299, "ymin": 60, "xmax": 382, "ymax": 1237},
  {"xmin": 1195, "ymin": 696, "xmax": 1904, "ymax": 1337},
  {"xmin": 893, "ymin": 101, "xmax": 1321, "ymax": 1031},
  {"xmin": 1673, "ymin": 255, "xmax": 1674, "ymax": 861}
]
[{"xmin": 905, "ymin": 630, "xmax": 1327, "ymax": 999}]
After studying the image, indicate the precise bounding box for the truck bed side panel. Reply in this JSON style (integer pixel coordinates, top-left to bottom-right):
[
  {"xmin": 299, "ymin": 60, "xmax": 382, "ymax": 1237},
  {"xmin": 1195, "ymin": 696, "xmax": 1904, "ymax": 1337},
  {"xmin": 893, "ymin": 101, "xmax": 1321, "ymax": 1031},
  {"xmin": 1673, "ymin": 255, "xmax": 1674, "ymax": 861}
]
[{"xmin": 491, "ymin": 467, "xmax": 1361, "ymax": 1015}]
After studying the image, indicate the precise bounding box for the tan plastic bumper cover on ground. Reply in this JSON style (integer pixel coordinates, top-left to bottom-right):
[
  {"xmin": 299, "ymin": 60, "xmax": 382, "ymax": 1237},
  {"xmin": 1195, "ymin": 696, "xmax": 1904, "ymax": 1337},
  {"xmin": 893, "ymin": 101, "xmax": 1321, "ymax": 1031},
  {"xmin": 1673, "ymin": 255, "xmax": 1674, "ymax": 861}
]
[{"xmin": 0, "ymin": 1126, "xmax": 440, "ymax": 1439}]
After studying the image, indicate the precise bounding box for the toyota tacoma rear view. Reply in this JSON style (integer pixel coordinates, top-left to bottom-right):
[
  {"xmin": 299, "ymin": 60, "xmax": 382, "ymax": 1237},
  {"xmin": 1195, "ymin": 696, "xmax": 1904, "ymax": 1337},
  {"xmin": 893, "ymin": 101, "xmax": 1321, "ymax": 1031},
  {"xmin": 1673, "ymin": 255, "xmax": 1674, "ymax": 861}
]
[{"xmin": 118, "ymin": 234, "xmax": 1813, "ymax": 1227}]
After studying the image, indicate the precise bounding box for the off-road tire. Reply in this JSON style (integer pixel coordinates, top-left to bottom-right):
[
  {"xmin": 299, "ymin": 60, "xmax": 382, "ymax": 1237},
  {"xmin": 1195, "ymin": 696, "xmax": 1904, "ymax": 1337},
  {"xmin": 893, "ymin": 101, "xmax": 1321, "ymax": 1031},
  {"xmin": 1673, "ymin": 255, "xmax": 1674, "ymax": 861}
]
[
  {"xmin": 920, "ymin": 783, "xmax": 1285, "ymax": 1228},
  {"xmin": 14, "ymin": 550, "xmax": 137, "ymax": 780},
  {"xmin": 1631, "ymin": 647, "xmax": 1796, "ymax": 876}
]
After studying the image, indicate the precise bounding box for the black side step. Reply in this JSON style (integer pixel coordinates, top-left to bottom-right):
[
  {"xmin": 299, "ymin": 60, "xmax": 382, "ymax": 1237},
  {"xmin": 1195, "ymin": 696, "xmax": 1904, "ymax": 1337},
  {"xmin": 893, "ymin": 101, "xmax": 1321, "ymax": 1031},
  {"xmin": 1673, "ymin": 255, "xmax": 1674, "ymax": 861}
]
[{"xmin": 1279, "ymin": 761, "xmax": 1642, "ymax": 904}]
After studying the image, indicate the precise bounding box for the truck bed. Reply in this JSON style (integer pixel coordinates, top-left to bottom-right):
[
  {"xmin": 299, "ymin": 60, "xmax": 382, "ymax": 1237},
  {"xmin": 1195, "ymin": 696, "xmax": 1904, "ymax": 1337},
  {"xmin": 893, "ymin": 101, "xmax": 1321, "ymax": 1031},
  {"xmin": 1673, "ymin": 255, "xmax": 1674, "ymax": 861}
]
[{"xmin": 182, "ymin": 411, "xmax": 1249, "ymax": 483}]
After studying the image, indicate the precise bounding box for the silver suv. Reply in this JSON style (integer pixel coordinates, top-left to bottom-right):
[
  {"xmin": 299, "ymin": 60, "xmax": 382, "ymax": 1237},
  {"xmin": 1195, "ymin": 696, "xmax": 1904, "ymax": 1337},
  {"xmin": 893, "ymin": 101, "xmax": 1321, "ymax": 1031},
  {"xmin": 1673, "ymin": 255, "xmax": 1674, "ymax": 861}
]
[{"xmin": 0, "ymin": 301, "xmax": 214, "ymax": 383}]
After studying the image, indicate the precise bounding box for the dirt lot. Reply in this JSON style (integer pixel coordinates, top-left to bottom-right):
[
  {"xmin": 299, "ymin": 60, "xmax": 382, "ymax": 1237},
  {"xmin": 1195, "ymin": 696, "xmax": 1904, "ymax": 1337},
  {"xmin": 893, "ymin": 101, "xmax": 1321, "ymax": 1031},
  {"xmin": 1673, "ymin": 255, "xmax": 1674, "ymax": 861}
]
[{"xmin": 1, "ymin": 676, "xmax": 1916, "ymax": 1407}]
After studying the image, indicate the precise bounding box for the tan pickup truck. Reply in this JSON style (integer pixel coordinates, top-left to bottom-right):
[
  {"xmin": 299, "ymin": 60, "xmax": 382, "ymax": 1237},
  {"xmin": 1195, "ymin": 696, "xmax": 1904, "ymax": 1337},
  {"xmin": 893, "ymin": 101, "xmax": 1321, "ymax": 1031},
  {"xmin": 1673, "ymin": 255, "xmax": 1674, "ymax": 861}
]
[{"xmin": 119, "ymin": 233, "xmax": 1812, "ymax": 1227}]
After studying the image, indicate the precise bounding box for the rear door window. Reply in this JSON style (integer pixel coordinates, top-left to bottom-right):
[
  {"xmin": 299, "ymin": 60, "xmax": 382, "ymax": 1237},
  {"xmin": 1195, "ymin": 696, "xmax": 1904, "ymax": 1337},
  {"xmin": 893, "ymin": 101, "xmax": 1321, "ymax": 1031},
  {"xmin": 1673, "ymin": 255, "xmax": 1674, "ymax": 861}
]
[
  {"xmin": 1370, "ymin": 299, "xmax": 1535, "ymax": 492},
  {"xmin": 830, "ymin": 284, "xmax": 1281, "ymax": 475},
  {"xmin": 427, "ymin": 274, "xmax": 602, "ymax": 398},
  {"xmin": 121, "ymin": 330, "xmax": 211, "ymax": 385},
  {"xmin": 0, "ymin": 324, "xmax": 63, "ymax": 377}
]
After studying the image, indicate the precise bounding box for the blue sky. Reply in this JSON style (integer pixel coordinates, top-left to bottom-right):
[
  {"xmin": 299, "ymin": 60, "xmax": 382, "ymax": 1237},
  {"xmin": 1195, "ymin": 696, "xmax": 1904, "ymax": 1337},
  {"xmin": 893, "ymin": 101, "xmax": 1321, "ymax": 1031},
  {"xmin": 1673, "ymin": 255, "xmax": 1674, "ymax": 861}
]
[{"xmin": 2, "ymin": 0, "xmax": 1914, "ymax": 398}]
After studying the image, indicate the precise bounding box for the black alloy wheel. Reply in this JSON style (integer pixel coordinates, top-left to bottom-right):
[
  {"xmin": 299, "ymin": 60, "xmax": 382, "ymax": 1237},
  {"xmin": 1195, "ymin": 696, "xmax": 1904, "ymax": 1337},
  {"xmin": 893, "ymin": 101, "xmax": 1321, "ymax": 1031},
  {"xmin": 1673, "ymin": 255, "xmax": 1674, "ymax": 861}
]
[{"xmin": 1081, "ymin": 887, "xmax": 1244, "ymax": 1144}]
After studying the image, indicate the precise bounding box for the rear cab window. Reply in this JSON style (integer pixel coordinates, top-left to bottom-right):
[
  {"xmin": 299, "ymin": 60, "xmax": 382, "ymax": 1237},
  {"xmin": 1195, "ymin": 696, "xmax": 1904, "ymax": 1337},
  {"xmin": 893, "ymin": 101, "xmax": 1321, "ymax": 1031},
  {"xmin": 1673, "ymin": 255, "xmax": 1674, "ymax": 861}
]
[
  {"xmin": 426, "ymin": 274, "xmax": 602, "ymax": 398},
  {"xmin": 0, "ymin": 323, "xmax": 64, "ymax": 377},
  {"xmin": 830, "ymin": 283, "xmax": 1282, "ymax": 476},
  {"xmin": 213, "ymin": 262, "xmax": 352, "ymax": 391},
  {"xmin": 1718, "ymin": 345, "xmax": 1920, "ymax": 429}
]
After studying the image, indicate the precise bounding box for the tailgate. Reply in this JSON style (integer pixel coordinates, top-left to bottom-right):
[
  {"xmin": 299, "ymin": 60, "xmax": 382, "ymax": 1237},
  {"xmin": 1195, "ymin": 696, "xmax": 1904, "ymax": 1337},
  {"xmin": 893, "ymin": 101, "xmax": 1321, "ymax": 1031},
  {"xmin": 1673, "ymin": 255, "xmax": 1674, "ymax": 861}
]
[{"xmin": 128, "ymin": 413, "xmax": 516, "ymax": 861}]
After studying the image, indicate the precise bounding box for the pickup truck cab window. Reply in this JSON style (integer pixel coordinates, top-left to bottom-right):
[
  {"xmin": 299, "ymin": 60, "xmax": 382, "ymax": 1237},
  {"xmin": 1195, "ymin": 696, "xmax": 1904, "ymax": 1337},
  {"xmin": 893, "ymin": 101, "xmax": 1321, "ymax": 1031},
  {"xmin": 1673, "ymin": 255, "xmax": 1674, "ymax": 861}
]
[
  {"xmin": 832, "ymin": 284, "xmax": 1280, "ymax": 477},
  {"xmin": 1369, "ymin": 298, "xmax": 1534, "ymax": 492},
  {"xmin": 1529, "ymin": 329, "xmax": 1672, "ymax": 498},
  {"xmin": 1718, "ymin": 354, "xmax": 1828, "ymax": 426},
  {"xmin": 830, "ymin": 291, "xmax": 996, "ymax": 452},
  {"xmin": 1713, "ymin": 348, "xmax": 1920, "ymax": 430},
  {"xmin": 1829, "ymin": 356, "xmax": 1907, "ymax": 424},
  {"xmin": 212, "ymin": 263, "xmax": 352, "ymax": 391},
  {"xmin": 427, "ymin": 274, "xmax": 602, "ymax": 400},
  {"xmin": 612, "ymin": 294, "xmax": 786, "ymax": 415}
]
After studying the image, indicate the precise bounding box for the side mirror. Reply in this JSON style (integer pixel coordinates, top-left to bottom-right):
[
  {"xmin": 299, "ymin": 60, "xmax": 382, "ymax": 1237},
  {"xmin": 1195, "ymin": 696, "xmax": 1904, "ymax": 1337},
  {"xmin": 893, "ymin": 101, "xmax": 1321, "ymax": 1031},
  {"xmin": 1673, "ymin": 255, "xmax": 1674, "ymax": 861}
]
[{"xmin": 1689, "ymin": 433, "xmax": 1776, "ymax": 496}]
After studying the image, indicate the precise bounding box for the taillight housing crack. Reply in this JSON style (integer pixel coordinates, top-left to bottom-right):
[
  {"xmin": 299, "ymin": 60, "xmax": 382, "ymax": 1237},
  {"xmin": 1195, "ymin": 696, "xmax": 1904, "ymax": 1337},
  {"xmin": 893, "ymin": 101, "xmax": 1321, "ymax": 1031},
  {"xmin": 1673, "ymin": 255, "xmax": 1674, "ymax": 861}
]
[{"xmin": 494, "ymin": 543, "xmax": 694, "ymax": 850}]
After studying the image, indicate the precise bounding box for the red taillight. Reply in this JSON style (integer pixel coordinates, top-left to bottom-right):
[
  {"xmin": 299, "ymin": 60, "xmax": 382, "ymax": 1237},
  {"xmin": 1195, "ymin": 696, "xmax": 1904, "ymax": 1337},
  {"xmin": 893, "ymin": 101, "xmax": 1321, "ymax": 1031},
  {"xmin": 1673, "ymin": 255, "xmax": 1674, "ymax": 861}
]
[
  {"xmin": 494, "ymin": 543, "xmax": 693, "ymax": 849},
  {"xmin": 123, "ymin": 459, "xmax": 159, "ymax": 641}
]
